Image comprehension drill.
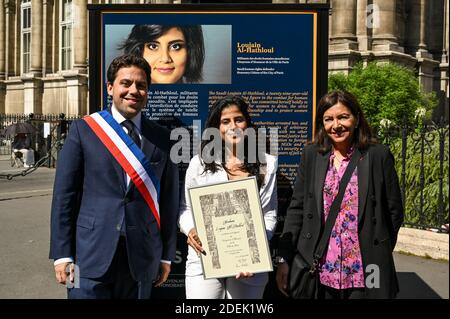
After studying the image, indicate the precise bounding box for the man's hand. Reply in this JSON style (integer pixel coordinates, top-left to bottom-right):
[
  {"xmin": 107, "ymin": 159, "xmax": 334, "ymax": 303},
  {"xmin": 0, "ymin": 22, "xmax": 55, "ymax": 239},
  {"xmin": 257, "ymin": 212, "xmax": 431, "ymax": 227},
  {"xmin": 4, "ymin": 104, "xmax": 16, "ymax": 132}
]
[
  {"xmin": 54, "ymin": 262, "xmax": 74, "ymax": 285},
  {"xmin": 187, "ymin": 228, "xmax": 205, "ymax": 255},
  {"xmin": 276, "ymin": 263, "xmax": 290, "ymax": 297},
  {"xmin": 154, "ymin": 262, "xmax": 171, "ymax": 287}
]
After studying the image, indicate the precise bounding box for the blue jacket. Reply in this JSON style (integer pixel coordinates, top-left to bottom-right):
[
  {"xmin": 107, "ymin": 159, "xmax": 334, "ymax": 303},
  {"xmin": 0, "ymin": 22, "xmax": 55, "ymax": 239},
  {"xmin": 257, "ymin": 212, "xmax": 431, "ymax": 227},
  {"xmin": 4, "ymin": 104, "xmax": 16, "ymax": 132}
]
[{"xmin": 49, "ymin": 112, "xmax": 179, "ymax": 282}]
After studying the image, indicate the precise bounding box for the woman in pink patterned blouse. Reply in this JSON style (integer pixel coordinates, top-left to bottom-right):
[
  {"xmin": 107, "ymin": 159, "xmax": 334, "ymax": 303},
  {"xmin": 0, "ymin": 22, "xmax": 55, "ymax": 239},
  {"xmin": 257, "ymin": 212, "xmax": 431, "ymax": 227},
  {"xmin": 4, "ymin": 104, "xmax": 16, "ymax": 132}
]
[{"xmin": 276, "ymin": 90, "xmax": 404, "ymax": 299}]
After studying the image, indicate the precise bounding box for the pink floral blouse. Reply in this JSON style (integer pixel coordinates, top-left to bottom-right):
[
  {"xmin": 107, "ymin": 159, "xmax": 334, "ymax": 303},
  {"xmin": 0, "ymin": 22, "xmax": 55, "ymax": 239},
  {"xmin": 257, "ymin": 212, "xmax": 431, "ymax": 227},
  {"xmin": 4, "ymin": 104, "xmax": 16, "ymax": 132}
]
[{"xmin": 319, "ymin": 149, "xmax": 365, "ymax": 289}]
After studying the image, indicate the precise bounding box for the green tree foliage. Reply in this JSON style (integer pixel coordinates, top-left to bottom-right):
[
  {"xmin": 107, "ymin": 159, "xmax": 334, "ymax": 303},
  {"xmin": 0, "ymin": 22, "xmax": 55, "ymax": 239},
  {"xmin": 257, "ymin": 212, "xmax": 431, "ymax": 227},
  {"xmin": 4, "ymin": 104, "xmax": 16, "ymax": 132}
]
[
  {"xmin": 328, "ymin": 62, "xmax": 437, "ymax": 129},
  {"xmin": 389, "ymin": 127, "xmax": 449, "ymax": 228}
]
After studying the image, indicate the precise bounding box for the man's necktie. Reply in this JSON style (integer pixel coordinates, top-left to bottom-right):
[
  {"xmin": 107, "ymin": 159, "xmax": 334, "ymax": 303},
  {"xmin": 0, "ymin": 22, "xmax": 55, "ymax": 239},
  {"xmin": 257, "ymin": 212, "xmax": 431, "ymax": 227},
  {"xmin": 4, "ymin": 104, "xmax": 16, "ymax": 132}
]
[{"xmin": 121, "ymin": 119, "xmax": 141, "ymax": 148}]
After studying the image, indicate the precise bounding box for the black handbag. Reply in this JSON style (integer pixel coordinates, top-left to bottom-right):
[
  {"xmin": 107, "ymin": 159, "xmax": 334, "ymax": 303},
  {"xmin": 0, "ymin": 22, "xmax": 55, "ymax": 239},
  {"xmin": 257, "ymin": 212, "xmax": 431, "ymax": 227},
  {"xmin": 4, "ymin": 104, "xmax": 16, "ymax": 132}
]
[{"xmin": 288, "ymin": 150, "xmax": 360, "ymax": 299}]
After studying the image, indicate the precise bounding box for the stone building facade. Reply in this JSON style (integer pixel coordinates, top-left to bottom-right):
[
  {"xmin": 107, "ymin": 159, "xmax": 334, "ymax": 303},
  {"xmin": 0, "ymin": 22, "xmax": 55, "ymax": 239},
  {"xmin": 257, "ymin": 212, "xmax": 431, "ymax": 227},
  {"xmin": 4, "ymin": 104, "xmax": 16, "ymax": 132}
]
[{"xmin": 0, "ymin": 0, "xmax": 448, "ymax": 118}]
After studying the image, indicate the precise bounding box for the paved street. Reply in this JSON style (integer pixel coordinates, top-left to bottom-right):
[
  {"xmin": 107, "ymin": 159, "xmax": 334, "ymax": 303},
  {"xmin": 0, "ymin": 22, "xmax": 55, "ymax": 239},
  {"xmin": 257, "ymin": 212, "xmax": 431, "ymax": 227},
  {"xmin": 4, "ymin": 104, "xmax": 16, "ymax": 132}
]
[
  {"xmin": 0, "ymin": 159, "xmax": 65, "ymax": 298},
  {"xmin": 0, "ymin": 157, "xmax": 448, "ymax": 299}
]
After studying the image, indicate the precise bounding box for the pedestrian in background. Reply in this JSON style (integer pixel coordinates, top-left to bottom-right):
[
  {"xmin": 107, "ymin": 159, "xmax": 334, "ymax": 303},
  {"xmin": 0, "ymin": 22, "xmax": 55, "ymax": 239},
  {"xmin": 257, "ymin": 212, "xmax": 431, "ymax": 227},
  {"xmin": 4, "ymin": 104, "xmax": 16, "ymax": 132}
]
[{"xmin": 12, "ymin": 133, "xmax": 34, "ymax": 167}]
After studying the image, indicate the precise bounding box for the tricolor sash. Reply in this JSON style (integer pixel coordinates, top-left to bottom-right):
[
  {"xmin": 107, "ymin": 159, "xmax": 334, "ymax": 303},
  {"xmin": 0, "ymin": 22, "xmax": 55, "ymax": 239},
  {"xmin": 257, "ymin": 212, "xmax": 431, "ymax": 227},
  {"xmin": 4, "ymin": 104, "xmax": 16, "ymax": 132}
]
[{"xmin": 83, "ymin": 110, "xmax": 161, "ymax": 228}]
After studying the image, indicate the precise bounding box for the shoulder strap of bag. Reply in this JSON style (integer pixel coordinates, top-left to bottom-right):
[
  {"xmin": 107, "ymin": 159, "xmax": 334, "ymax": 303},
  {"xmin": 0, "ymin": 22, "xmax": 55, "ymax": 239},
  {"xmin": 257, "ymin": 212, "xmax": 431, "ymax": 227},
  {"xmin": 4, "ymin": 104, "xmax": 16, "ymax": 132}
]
[{"xmin": 313, "ymin": 148, "xmax": 361, "ymax": 261}]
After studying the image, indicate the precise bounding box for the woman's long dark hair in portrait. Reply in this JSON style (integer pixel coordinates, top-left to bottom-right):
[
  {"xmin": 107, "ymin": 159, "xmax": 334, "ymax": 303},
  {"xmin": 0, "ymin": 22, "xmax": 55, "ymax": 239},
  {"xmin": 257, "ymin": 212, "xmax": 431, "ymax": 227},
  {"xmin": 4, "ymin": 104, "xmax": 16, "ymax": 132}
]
[
  {"xmin": 119, "ymin": 24, "xmax": 205, "ymax": 83},
  {"xmin": 200, "ymin": 96, "xmax": 266, "ymax": 189},
  {"xmin": 313, "ymin": 90, "xmax": 377, "ymax": 153}
]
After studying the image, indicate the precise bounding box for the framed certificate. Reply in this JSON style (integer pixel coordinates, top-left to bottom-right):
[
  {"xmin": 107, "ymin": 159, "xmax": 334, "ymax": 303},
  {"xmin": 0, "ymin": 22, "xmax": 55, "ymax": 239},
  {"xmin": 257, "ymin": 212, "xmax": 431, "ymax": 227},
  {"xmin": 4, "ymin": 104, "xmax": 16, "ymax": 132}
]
[{"xmin": 188, "ymin": 177, "xmax": 273, "ymax": 279}]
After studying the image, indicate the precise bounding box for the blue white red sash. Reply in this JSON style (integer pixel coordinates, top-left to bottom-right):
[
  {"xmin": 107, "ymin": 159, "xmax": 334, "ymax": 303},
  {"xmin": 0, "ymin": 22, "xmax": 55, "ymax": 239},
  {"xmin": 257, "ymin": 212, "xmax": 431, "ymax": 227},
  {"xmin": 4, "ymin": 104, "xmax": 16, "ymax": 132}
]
[{"xmin": 83, "ymin": 110, "xmax": 160, "ymax": 228}]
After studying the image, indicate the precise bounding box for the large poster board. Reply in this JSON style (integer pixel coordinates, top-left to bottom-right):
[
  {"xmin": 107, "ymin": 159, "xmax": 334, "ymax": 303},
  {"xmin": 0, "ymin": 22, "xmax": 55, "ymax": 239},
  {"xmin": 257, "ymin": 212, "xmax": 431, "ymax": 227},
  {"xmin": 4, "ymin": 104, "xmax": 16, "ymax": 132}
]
[{"xmin": 88, "ymin": 3, "xmax": 329, "ymax": 298}]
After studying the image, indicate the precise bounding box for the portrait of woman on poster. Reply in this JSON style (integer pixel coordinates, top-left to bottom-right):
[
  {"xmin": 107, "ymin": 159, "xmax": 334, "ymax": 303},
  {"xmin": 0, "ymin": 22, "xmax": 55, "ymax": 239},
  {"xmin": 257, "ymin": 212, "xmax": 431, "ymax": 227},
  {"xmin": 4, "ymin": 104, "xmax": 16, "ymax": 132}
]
[
  {"xmin": 178, "ymin": 95, "xmax": 278, "ymax": 299},
  {"xmin": 119, "ymin": 24, "xmax": 204, "ymax": 84},
  {"xmin": 276, "ymin": 90, "xmax": 404, "ymax": 299}
]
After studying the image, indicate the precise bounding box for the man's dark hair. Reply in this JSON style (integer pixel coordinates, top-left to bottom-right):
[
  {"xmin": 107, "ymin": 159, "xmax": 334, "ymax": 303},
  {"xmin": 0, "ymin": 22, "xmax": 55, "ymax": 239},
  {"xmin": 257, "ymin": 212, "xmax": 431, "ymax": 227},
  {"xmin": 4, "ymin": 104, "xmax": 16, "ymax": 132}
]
[
  {"xmin": 313, "ymin": 90, "xmax": 376, "ymax": 153},
  {"xmin": 106, "ymin": 54, "xmax": 151, "ymax": 85},
  {"xmin": 119, "ymin": 25, "xmax": 205, "ymax": 83}
]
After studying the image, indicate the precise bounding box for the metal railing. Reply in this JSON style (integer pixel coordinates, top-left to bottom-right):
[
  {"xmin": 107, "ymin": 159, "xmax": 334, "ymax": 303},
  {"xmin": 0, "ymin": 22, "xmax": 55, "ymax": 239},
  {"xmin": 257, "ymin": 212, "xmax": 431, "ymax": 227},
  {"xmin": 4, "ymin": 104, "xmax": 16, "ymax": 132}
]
[
  {"xmin": 378, "ymin": 117, "xmax": 449, "ymax": 232},
  {"xmin": 0, "ymin": 113, "xmax": 81, "ymax": 166},
  {"xmin": 1, "ymin": 113, "xmax": 448, "ymax": 232}
]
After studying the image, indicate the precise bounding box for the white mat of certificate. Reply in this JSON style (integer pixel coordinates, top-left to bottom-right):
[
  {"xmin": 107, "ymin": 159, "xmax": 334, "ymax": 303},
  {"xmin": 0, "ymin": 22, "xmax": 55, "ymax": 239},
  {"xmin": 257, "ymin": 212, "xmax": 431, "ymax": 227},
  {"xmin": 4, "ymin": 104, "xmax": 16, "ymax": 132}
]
[{"xmin": 188, "ymin": 176, "xmax": 273, "ymax": 279}]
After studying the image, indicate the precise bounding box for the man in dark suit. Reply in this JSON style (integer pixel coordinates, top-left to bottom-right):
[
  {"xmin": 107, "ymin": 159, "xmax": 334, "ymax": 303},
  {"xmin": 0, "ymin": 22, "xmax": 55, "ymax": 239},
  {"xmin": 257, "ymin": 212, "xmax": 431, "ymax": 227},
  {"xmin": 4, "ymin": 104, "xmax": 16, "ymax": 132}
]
[{"xmin": 49, "ymin": 54, "xmax": 179, "ymax": 299}]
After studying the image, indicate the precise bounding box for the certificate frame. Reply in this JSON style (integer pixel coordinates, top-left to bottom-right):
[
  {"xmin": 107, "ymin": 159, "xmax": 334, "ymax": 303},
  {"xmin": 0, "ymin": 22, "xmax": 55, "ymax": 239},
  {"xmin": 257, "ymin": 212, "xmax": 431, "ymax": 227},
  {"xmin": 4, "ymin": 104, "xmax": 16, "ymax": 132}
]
[{"xmin": 188, "ymin": 176, "xmax": 273, "ymax": 280}]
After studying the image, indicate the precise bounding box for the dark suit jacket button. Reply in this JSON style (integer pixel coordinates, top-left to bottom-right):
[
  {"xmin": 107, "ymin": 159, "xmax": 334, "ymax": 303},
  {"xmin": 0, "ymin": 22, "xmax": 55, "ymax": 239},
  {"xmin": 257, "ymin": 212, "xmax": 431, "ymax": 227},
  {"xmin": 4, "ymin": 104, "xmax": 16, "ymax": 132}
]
[
  {"xmin": 372, "ymin": 217, "xmax": 377, "ymax": 225},
  {"xmin": 374, "ymin": 239, "xmax": 379, "ymax": 245},
  {"xmin": 307, "ymin": 213, "xmax": 313, "ymax": 219},
  {"xmin": 308, "ymin": 192, "xmax": 313, "ymax": 198},
  {"xmin": 306, "ymin": 233, "xmax": 312, "ymax": 239}
]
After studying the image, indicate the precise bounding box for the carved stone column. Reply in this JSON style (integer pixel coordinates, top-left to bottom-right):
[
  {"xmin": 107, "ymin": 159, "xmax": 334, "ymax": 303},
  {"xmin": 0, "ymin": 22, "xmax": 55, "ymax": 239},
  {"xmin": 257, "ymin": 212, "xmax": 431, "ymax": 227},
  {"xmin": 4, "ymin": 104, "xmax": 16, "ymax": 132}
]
[
  {"xmin": 73, "ymin": 0, "xmax": 87, "ymax": 73},
  {"xmin": 42, "ymin": 0, "xmax": 54, "ymax": 75},
  {"xmin": 417, "ymin": 0, "xmax": 428, "ymax": 52},
  {"xmin": 64, "ymin": 72, "xmax": 88, "ymax": 116},
  {"xmin": 356, "ymin": 0, "xmax": 372, "ymax": 52},
  {"xmin": 0, "ymin": 0, "xmax": 5, "ymax": 79},
  {"xmin": 372, "ymin": 0, "xmax": 401, "ymax": 52},
  {"xmin": 328, "ymin": 0, "xmax": 360, "ymax": 74},
  {"xmin": 23, "ymin": 77, "xmax": 43, "ymax": 114},
  {"xmin": 30, "ymin": 0, "xmax": 43, "ymax": 76},
  {"xmin": 4, "ymin": 0, "xmax": 15, "ymax": 77},
  {"xmin": 0, "ymin": 0, "xmax": 4, "ymax": 112},
  {"xmin": 330, "ymin": 0, "xmax": 358, "ymax": 50}
]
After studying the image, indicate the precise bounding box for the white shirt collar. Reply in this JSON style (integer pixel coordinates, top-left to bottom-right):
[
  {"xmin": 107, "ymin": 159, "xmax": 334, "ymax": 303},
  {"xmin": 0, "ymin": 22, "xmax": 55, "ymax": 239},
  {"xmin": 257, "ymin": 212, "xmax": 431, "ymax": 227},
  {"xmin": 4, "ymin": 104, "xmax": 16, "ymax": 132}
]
[{"xmin": 111, "ymin": 104, "xmax": 141, "ymax": 132}]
